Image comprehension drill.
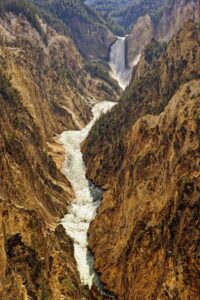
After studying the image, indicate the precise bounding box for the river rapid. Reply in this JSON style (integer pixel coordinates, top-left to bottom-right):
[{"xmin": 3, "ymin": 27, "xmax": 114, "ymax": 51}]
[{"xmin": 59, "ymin": 101, "xmax": 115, "ymax": 288}]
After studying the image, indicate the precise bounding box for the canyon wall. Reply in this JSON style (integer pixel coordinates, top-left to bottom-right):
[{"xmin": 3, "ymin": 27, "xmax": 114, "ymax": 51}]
[
  {"xmin": 126, "ymin": 14, "xmax": 155, "ymax": 67},
  {"xmin": 0, "ymin": 71, "xmax": 85, "ymax": 299},
  {"xmin": 127, "ymin": 0, "xmax": 200, "ymax": 67},
  {"xmin": 1, "ymin": 1, "xmax": 199, "ymax": 299},
  {"xmin": 0, "ymin": 9, "xmax": 119, "ymax": 299},
  {"xmin": 83, "ymin": 21, "xmax": 200, "ymax": 299},
  {"xmin": 0, "ymin": 13, "xmax": 120, "ymax": 140}
]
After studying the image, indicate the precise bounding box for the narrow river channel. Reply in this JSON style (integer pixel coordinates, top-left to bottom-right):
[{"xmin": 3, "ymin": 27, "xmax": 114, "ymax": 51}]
[{"xmin": 59, "ymin": 101, "xmax": 115, "ymax": 288}]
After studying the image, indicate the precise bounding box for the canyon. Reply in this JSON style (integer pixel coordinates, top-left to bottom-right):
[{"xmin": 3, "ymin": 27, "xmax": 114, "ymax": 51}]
[
  {"xmin": 0, "ymin": 2, "xmax": 119, "ymax": 298},
  {"xmin": 0, "ymin": 0, "xmax": 199, "ymax": 299},
  {"xmin": 83, "ymin": 21, "xmax": 200, "ymax": 299}
]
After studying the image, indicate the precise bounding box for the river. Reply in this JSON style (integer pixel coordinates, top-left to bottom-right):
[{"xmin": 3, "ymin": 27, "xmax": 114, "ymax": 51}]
[
  {"xmin": 59, "ymin": 35, "xmax": 140, "ymax": 291},
  {"xmin": 59, "ymin": 101, "xmax": 115, "ymax": 288}
]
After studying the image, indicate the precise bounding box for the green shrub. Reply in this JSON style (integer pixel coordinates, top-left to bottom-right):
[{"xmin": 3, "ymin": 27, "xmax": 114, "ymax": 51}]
[
  {"xmin": 85, "ymin": 61, "xmax": 120, "ymax": 92},
  {"xmin": 144, "ymin": 39, "xmax": 167, "ymax": 64},
  {"xmin": 0, "ymin": 0, "xmax": 44, "ymax": 35},
  {"xmin": 0, "ymin": 72, "xmax": 19, "ymax": 105}
]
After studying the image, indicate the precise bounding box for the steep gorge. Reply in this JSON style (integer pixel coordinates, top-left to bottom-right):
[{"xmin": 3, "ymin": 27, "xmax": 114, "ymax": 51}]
[
  {"xmin": 0, "ymin": 72, "xmax": 84, "ymax": 299},
  {"xmin": 83, "ymin": 21, "xmax": 200, "ymax": 299},
  {"xmin": 0, "ymin": 0, "xmax": 200, "ymax": 299},
  {"xmin": 0, "ymin": 13, "xmax": 120, "ymax": 139},
  {"xmin": 0, "ymin": 5, "xmax": 120, "ymax": 299},
  {"xmin": 60, "ymin": 101, "xmax": 115, "ymax": 290}
]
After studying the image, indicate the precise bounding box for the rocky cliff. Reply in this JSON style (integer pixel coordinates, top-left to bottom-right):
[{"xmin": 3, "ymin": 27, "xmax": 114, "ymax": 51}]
[
  {"xmin": 0, "ymin": 12, "xmax": 120, "ymax": 139},
  {"xmin": 0, "ymin": 5, "xmax": 120, "ymax": 298},
  {"xmin": 127, "ymin": 0, "xmax": 200, "ymax": 67},
  {"xmin": 158, "ymin": 0, "xmax": 200, "ymax": 41},
  {"xmin": 83, "ymin": 21, "xmax": 200, "ymax": 299},
  {"xmin": 126, "ymin": 14, "xmax": 154, "ymax": 67},
  {"xmin": 0, "ymin": 71, "xmax": 85, "ymax": 299}
]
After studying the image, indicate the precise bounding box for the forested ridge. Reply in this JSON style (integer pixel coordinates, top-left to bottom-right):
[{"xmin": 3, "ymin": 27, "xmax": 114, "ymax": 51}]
[
  {"xmin": 0, "ymin": 0, "xmax": 121, "ymax": 59},
  {"xmin": 86, "ymin": 0, "xmax": 173, "ymax": 30},
  {"xmin": 0, "ymin": 0, "xmax": 69, "ymax": 37},
  {"xmin": 30, "ymin": 0, "xmax": 123, "ymax": 35}
]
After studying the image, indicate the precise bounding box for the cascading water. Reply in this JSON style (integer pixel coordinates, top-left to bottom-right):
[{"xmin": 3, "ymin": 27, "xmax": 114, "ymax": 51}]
[
  {"xmin": 59, "ymin": 101, "xmax": 115, "ymax": 289},
  {"xmin": 109, "ymin": 36, "xmax": 140, "ymax": 90}
]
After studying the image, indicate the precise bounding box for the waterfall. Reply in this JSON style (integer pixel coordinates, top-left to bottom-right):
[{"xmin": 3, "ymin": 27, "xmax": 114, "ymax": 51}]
[
  {"xmin": 59, "ymin": 101, "xmax": 116, "ymax": 289},
  {"xmin": 109, "ymin": 36, "xmax": 140, "ymax": 90}
]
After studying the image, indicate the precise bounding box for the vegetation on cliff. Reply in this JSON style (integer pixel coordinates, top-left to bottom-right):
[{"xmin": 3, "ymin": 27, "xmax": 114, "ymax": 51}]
[
  {"xmin": 0, "ymin": 0, "xmax": 43, "ymax": 33},
  {"xmin": 0, "ymin": 0, "xmax": 70, "ymax": 43},
  {"xmin": 83, "ymin": 21, "xmax": 200, "ymax": 299},
  {"xmin": 0, "ymin": 2, "xmax": 119, "ymax": 298},
  {"xmin": 85, "ymin": 22, "xmax": 200, "ymax": 163},
  {"xmin": 84, "ymin": 61, "xmax": 121, "ymax": 94},
  {"xmin": 28, "ymin": 0, "xmax": 118, "ymax": 58},
  {"xmin": 0, "ymin": 72, "xmax": 19, "ymax": 104},
  {"xmin": 31, "ymin": 0, "xmax": 122, "ymax": 35},
  {"xmin": 86, "ymin": 0, "xmax": 173, "ymax": 30}
]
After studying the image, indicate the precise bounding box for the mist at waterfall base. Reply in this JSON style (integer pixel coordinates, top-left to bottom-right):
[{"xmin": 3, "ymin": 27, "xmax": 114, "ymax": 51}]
[
  {"xmin": 109, "ymin": 36, "xmax": 140, "ymax": 90},
  {"xmin": 59, "ymin": 102, "xmax": 116, "ymax": 289}
]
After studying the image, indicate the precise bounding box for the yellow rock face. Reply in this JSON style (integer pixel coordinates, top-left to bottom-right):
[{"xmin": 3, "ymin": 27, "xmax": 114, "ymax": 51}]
[
  {"xmin": 0, "ymin": 13, "xmax": 113, "ymax": 299},
  {"xmin": 0, "ymin": 65, "xmax": 84, "ymax": 298},
  {"xmin": 0, "ymin": 14, "xmax": 120, "ymax": 142},
  {"xmin": 83, "ymin": 22, "xmax": 200, "ymax": 299}
]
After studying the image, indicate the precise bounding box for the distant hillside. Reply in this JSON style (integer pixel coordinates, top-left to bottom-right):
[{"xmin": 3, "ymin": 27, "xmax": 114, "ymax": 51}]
[
  {"xmin": 85, "ymin": 0, "xmax": 172, "ymax": 30},
  {"xmin": 0, "ymin": 0, "xmax": 118, "ymax": 59},
  {"xmin": 116, "ymin": 0, "xmax": 173, "ymax": 29},
  {"xmin": 126, "ymin": 0, "xmax": 200, "ymax": 66},
  {"xmin": 85, "ymin": 0, "xmax": 131, "ymax": 21},
  {"xmin": 29, "ymin": 0, "xmax": 120, "ymax": 58}
]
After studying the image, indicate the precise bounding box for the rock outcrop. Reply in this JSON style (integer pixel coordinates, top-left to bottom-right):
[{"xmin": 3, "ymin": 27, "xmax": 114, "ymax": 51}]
[
  {"xmin": 126, "ymin": 14, "xmax": 154, "ymax": 67},
  {"xmin": 158, "ymin": 0, "xmax": 200, "ymax": 41},
  {"xmin": 83, "ymin": 21, "xmax": 200, "ymax": 299},
  {"xmin": 70, "ymin": 18, "xmax": 116, "ymax": 60}
]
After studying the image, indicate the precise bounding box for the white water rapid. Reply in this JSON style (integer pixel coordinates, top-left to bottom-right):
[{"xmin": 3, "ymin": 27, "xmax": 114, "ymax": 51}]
[
  {"xmin": 109, "ymin": 36, "xmax": 140, "ymax": 90},
  {"xmin": 60, "ymin": 101, "xmax": 115, "ymax": 288}
]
